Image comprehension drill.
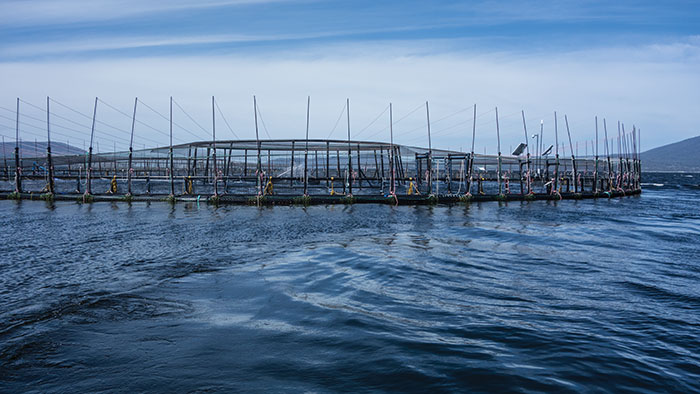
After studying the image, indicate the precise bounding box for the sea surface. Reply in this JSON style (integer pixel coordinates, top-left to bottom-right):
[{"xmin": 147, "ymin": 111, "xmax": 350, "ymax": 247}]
[{"xmin": 1, "ymin": 173, "xmax": 699, "ymax": 392}]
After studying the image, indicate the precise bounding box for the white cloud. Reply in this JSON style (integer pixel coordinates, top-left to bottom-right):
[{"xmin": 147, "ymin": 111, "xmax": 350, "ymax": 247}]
[
  {"xmin": 0, "ymin": 0, "xmax": 287, "ymax": 26},
  {"xmin": 0, "ymin": 40, "xmax": 697, "ymax": 152}
]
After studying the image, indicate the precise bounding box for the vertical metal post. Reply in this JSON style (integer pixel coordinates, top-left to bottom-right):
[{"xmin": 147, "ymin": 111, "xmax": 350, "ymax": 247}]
[
  {"xmin": 468, "ymin": 104, "xmax": 476, "ymax": 194},
  {"xmin": 2, "ymin": 136, "xmax": 7, "ymax": 181},
  {"xmin": 346, "ymin": 98, "xmax": 352, "ymax": 195},
  {"xmin": 243, "ymin": 149, "xmax": 247, "ymax": 177},
  {"xmin": 226, "ymin": 142, "xmax": 233, "ymax": 178},
  {"xmin": 356, "ymin": 144, "xmax": 362, "ymax": 189},
  {"xmin": 46, "ymin": 97, "xmax": 55, "ymax": 194},
  {"xmin": 337, "ymin": 150, "xmax": 343, "ymax": 194},
  {"xmin": 127, "ymin": 97, "xmax": 137, "ymax": 196},
  {"xmin": 554, "ymin": 111, "xmax": 560, "ymax": 192},
  {"xmin": 617, "ymin": 121, "xmax": 623, "ymax": 188},
  {"xmin": 538, "ymin": 120, "xmax": 543, "ymax": 179},
  {"xmin": 14, "ymin": 98, "xmax": 21, "ymax": 193},
  {"xmin": 254, "ymin": 96, "xmax": 262, "ymax": 195},
  {"xmin": 326, "ymin": 141, "xmax": 330, "ymax": 186},
  {"xmin": 603, "ymin": 119, "xmax": 611, "ymax": 191},
  {"xmin": 637, "ymin": 127, "xmax": 642, "ymax": 185},
  {"xmin": 539, "ymin": 119, "xmax": 544, "ymax": 177},
  {"xmin": 390, "ymin": 103, "xmax": 395, "ymax": 194},
  {"xmin": 521, "ymin": 110, "xmax": 531, "ymax": 194},
  {"xmin": 291, "ymin": 141, "xmax": 295, "ymax": 186},
  {"xmin": 496, "ymin": 107, "xmax": 502, "ymax": 195},
  {"xmin": 212, "ymin": 96, "xmax": 218, "ymax": 196},
  {"xmin": 187, "ymin": 146, "xmax": 192, "ymax": 177},
  {"xmin": 304, "ymin": 96, "xmax": 310, "ymax": 196},
  {"xmin": 564, "ymin": 115, "xmax": 577, "ymax": 193},
  {"xmin": 193, "ymin": 148, "xmax": 198, "ymax": 177},
  {"xmin": 594, "ymin": 116, "xmax": 599, "ymax": 193},
  {"xmin": 426, "ymin": 101, "xmax": 432, "ymax": 194},
  {"xmin": 169, "ymin": 97, "xmax": 175, "ymax": 197}
]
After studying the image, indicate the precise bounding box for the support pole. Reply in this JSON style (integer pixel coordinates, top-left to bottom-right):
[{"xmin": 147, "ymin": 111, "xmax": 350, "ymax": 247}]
[
  {"xmin": 637, "ymin": 127, "xmax": 642, "ymax": 185},
  {"xmin": 46, "ymin": 97, "xmax": 55, "ymax": 194},
  {"xmin": 390, "ymin": 103, "xmax": 395, "ymax": 195},
  {"xmin": 226, "ymin": 142, "xmax": 233, "ymax": 179},
  {"xmin": 2, "ymin": 137, "xmax": 7, "ymax": 181},
  {"xmin": 356, "ymin": 144, "xmax": 362, "ymax": 189},
  {"xmin": 304, "ymin": 96, "xmax": 310, "ymax": 196},
  {"xmin": 337, "ymin": 150, "xmax": 342, "ymax": 193},
  {"xmin": 346, "ymin": 98, "xmax": 352, "ymax": 196},
  {"xmin": 169, "ymin": 97, "xmax": 175, "ymax": 197},
  {"xmin": 326, "ymin": 141, "xmax": 330, "ymax": 186},
  {"xmin": 467, "ymin": 104, "xmax": 476, "ymax": 194},
  {"xmin": 426, "ymin": 101, "xmax": 433, "ymax": 195},
  {"xmin": 291, "ymin": 141, "xmax": 295, "ymax": 186},
  {"xmin": 564, "ymin": 115, "xmax": 577, "ymax": 193},
  {"xmin": 193, "ymin": 148, "xmax": 198, "ymax": 177},
  {"xmin": 617, "ymin": 121, "xmax": 623, "ymax": 189},
  {"xmin": 254, "ymin": 96, "xmax": 262, "ymax": 195},
  {"xmin": 538, "ymin": 120, "xmax": 543, "ymax": 180},
  {"xmin": 14, "ymin": 98, "xmax": 21, "ymax": 193},
  {"xmin": 521, "ymin": 110, "xmax": 531, "ymax": 194},
  {"xmin": 127, "ymin": 97, "xmax": 137, "ymax": 196},
  {"xmin": 496, "ymin": 107, "xmax": 502, "ymax": 195},
  {"xmin": 594, "ymin": 116, "xmax": 599, "ymax": 193},
  {"xmin": 554, "ymin": 111, "xmax": 560, "ymax": 193},
  {"xmin": 212, "ymin": 96, "xmax": 218, "ymax": 197}
]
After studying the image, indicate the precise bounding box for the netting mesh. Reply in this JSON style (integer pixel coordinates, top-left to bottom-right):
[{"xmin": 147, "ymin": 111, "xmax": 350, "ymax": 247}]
[{"xmin": 1, "ymin": 139, "xmax": 639, "ymax": 196}]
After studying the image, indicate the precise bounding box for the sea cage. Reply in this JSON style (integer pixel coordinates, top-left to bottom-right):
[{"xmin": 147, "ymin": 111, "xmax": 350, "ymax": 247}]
[{"xmin": 2, "ymin": 138, "xmax": 641, "ymax": 200}]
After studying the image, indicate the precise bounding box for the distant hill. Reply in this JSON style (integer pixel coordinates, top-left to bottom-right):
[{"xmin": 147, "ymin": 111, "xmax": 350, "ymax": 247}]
[
  {"xmin": 0, "ymin": 141, "xmax": 85, "ymax": 158},
  {"xmin": 641, "ymin": 135, "xmax": 700, "ymax": 172}
]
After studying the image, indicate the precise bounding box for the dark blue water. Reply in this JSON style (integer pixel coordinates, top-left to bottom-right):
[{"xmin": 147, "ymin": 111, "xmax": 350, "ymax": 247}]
[{"xmin": 1, "ymin": 173, "xmax": 699, "ymax": 392}]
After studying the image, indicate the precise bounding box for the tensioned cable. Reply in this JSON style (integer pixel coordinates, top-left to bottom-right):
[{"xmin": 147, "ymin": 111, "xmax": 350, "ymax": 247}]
[
  {"xmin": 139, "ymin": 99, "xmax": 204, "ymax": 141},
  {"xmin": 214, "ymin": 98, "xmax": 240, "ymax": 139},
  {"xmin": 171, "ymin": 98, "xmax": 211, "ymax": 138},
  {"xmin": 430, "ymin": 108, "xmax": 496, "ymax": 138},
  {"xmin": 45, "ymin": 98, "xmax": 150, "ymax": 151},
  {"xmin": 254, "ymin": 103, "xmax": 273, "ymax": 139},
  {"xmin": 19, "ymin": 99, "xmax": 94, "ymax": 133},
  {"xmin": 6, "ymin": 105, "xmax": 142, "ymax": 150},
  {"xmin": 401, "ymin": 104, "xmax": 476, "ymax": 136},
  {"xmin": 0, "ymin": 110, "xmax": 120, "ymax": 146},
  {"xmin": 393, "ymin": 102, "xmax": 426, "ymax": 125},
  {"xmin": 97, "ymin": 98, "xmax": 176, "ymax": 143},
  {"xmin": 326, "ymin": 101, "xmax": 347, "ymax": 139},
  {"xmin": 362, "ymin": 102, "xmax": 425, "ymax": 140},
  {"xmin": 48, "ymin": 97, "xmax": 133, "ymax": 137},
  {"xmin": 354, "ymin": 104, "xmax": 390, "ymax": 138},
  {"xmin": 0, "ymin": 116, "xmax": 88, "ymax": 144}
]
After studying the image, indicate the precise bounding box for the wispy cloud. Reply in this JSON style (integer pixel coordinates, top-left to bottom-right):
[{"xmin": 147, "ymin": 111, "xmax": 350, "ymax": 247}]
[
  {"xmin": 0, "ymin": 0, "xmax": 287, "ymax": 26},
  {"xmin": 1, "ymin": 39, "xmax": 697, "ymax": 151},
  {"xmin": 0, "ymin": 1, "xmax": 698, "ymax": 150}
]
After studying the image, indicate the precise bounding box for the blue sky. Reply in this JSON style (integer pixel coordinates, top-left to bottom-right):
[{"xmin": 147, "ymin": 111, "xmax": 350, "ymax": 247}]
[{"xmin": 1, "ymin": 0, "xmax": 699, "ymax": 152}]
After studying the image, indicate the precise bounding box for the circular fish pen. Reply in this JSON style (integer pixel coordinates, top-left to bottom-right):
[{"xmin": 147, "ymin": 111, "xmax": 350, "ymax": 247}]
[{"xmin": 1, "ymin": 138, "xmax": 641, "ymax": 205}]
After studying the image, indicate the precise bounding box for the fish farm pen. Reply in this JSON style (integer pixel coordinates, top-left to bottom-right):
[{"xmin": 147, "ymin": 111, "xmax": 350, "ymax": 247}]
[{"xmin": 0, "ymin": 97, "xmax": 642, "ymax": 205}]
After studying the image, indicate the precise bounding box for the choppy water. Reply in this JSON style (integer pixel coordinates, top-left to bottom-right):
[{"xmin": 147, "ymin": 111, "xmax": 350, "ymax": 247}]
[{"xmin": 1, "ymin": 173, "xmax": 699, "ymax": 392}]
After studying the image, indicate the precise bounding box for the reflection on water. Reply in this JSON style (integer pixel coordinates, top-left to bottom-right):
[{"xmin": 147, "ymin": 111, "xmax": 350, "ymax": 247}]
[{"xmin": 0, "ymin": 173, "xmax": 699, "ymax": 392}]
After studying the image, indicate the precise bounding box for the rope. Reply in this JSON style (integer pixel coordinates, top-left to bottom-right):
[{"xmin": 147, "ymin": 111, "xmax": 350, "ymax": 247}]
[
  {"xmin": 97, "ymin": 98, "xmax": 175, "ymax": 143},
  {"xmin": 355, "ymin": 104, "xmax": 390, "ymax": 138},
  {"xmin": 139, "ymin": 99, "xmax": 204, "ymax": 141},
  {"xmin": 363, "ymin": 102, "xmax": 424, "ymax": 140},
  {"xmin": 255, "ymin": 104, "xmax": 273, "ymax": 139},
  {"xmin": 171, "ymin": 98, "xmax": 211, "ymax": 138},
  {"xmin": 326, "ymin": 101, "xmax": 347, "ymax": 139},
  {"xmin": 214, "ymin": 99, "xmax": 240, "ymax": 139}
]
